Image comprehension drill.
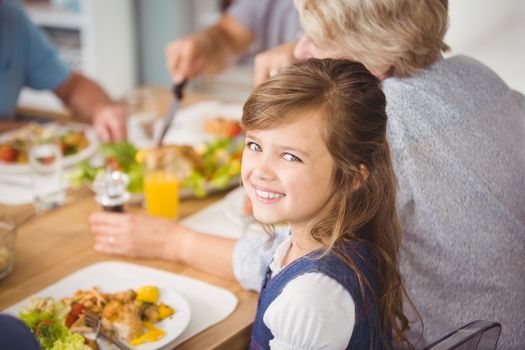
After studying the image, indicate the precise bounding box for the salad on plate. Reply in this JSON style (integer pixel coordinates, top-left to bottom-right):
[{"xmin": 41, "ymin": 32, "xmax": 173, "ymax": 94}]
[
  {"xmin": 0, "ymin": 123, "xmax": 90, "ymax": 164},
  {"xmin": 69, "ymin": 137, "xmax": 244, "ymax": 198},
  {"xmin": 19, "ymin": 285, "xmax": 175, "ymax": 350}
]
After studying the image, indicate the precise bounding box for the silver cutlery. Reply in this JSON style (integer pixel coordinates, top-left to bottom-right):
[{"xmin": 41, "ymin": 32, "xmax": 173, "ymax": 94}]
[
  {"xmin": 84, "ymin": 311, "xmax": 132, "ymax": 350},
  {"xmin": 156, "ymin": 80, "xmax": 187, "ymax": 146}
]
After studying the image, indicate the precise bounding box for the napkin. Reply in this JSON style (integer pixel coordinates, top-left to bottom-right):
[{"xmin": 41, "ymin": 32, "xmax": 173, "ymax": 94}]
[
  {"xmin": 0, "ymin": 174, "xmax": 34, "ymax": 205},
  {"xmin": 181, "ymin": 186, "xmax": 267, "ymax": 239},
  {"xmin": 0, "ymin": 174, "xmax": 71, "ymax": 206},
  {"xmin": 166, "ymin": 266, "xmax": 239, "ymax": 347}
]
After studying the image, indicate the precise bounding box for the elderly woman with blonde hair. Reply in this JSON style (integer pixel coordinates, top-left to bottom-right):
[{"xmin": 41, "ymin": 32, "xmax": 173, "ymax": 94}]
[{"xmin": 252, "ymin": 0, "xmax": 525, "ymax": 348}]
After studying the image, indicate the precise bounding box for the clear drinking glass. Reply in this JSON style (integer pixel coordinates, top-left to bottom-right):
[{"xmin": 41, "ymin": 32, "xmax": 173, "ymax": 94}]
[
  {"xmin": 126, "ymin": 88, "xmax": 160, "ymax": 149},
  {"xmin": 0, "ymin": 217, "xmax": 16, "ymax": 280},
  {"xmin": 29, "ymin": 136, "xmax": 65, "ymax": 211}
]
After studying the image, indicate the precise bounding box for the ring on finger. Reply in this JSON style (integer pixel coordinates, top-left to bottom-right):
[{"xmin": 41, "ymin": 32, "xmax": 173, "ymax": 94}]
[
  {"xmin": 107, "ymin": 236, "xmax": 116, "ymax": 244},
  {"xmin": 269, "ymin": 69, "xmax": 279, "ymax": 77}
]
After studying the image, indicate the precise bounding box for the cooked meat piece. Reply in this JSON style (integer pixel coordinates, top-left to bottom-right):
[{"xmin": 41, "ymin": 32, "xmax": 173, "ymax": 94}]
[
  {"xmin": 101, "ymin": 299, "xmax": 123, "ymax": 322},
  {"xmin": 84, "ymin": 337, "xmax": 99, "ymax": 350},
  {"xmin": 143, "ymin": 304, "xmax": 160, "ymax": 323},
  {"xmin": 203, "ymin": 117, "xmax": 242, "ymax": 138},
  {"xmin": 116, "ymin": 302, "xmax": 144, "ymax": 341},
  {"xmin": 114, "ymin": 289, "xmax": 137, "ymax": 303}
]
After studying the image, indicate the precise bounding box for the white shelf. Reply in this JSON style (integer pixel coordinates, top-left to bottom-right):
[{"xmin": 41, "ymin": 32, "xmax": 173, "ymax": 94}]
[
  {"xmin": 25, "ymin": 3, "xmax": 83, "ymax": 29},
  {"xmin": 19, "ymin": 0, "xmax": 137, "ymax": 114}
]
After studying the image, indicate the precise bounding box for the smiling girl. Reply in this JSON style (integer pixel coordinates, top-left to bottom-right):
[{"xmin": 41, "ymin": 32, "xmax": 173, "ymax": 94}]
[{"xmin": 242, "ymin": 58, "xmax": 412, "ymax": 349}]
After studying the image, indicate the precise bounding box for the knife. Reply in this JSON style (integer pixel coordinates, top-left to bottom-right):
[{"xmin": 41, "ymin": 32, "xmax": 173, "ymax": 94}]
[{"xmin": 156, "ymin": 80, "xmax": 187, "ymax": 146}]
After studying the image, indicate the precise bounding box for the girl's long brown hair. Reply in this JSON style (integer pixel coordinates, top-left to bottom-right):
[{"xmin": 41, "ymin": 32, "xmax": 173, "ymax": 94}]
[{"xmin": 242, "ymin": 58, "xmax": 413, "ymax": 348}]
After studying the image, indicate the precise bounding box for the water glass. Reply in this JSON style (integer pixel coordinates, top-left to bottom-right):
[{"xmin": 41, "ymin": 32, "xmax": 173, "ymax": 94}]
[
  {"xmin": 0, "ymin": 218, "xmax": 16, "ymax": 280},
  {"xmin": 29, "ymin": 139, "xmax": 65, "ymax": 211},
  {"xmin": 126, "ymin": 88, "xmax": 159, "ymax": 149}
]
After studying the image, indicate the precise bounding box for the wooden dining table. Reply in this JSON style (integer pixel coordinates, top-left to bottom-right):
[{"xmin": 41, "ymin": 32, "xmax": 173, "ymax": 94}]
[
  {"xmin": 0, "ymin": 185, "xmax": 258, "ymax": 350},
  {"xmin": 0, "ymin": 91, "xmax": 259, "ymax": 349}
]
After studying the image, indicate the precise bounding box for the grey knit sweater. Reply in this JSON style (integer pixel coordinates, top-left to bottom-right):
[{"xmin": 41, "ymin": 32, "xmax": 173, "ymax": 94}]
[{"xmin": 233, "ymin": 55, "xmax": 525, "ymax": 349}]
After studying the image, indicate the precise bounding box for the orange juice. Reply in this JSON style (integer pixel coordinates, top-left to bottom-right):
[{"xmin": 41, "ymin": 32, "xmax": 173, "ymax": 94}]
[{"xmin": 144, "ymin": 171, "xmax": 179, "ymax": 219}]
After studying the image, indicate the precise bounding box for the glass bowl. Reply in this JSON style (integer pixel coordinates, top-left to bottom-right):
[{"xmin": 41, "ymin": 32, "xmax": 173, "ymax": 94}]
[{"xmin": 0, "ymin": 218, "xmax": 16, "ymax": 280}]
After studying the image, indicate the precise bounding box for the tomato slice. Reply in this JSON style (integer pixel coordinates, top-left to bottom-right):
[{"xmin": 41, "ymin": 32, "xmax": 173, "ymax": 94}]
[{"xmin": 65, "ymin": 303, "xmax": 86, "ymax": 328}]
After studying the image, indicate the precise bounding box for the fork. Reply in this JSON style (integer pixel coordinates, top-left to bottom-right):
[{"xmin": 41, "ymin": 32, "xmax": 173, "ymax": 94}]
[{"xmin": 84, "ymin": 311, "xmax": 132, "ymax": 350}]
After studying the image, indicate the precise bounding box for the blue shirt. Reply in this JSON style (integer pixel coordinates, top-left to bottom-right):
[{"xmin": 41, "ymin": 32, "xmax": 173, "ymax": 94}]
[{"xmin": 0, "ymin": 0, "xmax": 70, "ymax": 118}]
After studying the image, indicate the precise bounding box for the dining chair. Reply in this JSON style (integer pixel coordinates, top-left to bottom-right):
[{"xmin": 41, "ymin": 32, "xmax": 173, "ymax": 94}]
[{"xmin": 423, "ymin": 320, "xmax": 502, "ymax": 350}]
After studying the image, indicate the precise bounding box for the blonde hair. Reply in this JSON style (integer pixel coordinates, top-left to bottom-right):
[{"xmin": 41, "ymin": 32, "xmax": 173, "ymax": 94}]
[
  {"xmin": 294, "ymin": 0, "xmax": 449, "ymax": 77},
  {"xmin": 243, "ymin": 58, "xmax": 413, "ymax": 348}
]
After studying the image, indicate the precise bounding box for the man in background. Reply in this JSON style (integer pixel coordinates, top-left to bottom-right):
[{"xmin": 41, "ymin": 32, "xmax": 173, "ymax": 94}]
[
  {"xmin": 165, "ymin": 0, "xmax": 301, "ymax": 85},
  {"xmin": 0, "ymin": 0, "xmax": 126, "ymax": 141}
]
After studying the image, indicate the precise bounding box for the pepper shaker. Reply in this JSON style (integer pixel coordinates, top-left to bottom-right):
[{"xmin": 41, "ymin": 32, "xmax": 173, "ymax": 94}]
[{"xmin": 92, "ymin": 167, "xmax": 130, "ymax": 212}]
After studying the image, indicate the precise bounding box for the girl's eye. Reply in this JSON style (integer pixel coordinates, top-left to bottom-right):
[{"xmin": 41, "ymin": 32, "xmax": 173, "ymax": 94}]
[
  {"xmin": 282, "ymin": 153, "xmax": 302, "ymax": 162},
  {"xmin": 247, "ymin": 142, "xmax": 261, "ymax": 152}
]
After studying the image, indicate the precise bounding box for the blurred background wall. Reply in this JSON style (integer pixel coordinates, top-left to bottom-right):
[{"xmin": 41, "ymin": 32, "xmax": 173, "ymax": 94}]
[
  {"xmin": 19, "ymin": 0, "xmax": 525, "ymax": 113},
  {"xmin": 445, "ymin": 0, "xmax": 525, "ymax": 93}
]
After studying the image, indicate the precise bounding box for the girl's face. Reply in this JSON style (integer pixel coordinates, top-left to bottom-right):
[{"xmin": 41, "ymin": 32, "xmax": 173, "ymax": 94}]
[{"xmin": 241, "ymin": 112, "xmax": 335, "ymax": 233}]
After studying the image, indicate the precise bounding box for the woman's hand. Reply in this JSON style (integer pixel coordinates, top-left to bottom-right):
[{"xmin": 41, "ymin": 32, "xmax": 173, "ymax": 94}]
[
  {"xmin": 89, "ymin": 211, "xmax": 187, "ymax": 261},
  {"xmin": 253, "ymin": 42, "xmax": 297, "ymax": 86},
  {"xmin": 165, "ymin": 33, "xmax": 212, "ymax": 84},
  {"xmin": 90, "ymin": 211, "xmax": 239, "ymax": 280}
]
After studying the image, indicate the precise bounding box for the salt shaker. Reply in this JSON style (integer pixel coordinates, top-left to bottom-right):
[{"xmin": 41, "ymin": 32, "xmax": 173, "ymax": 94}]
[{"xmin": 92, "ymin": 167, "xmax": 130, "ymax": 212}]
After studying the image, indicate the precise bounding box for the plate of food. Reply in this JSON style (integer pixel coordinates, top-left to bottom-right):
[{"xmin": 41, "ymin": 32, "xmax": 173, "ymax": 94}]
[
  {"xmin": 0, "ymin": 122, "xmax": 98, "ymax": 174},
  {"xmin": 69, "ymin": 136, "xmax": 244, "ymax": 199},
  {"xmin": 161, "ymin": 100, "xmax": 243, "ymax": 147},
  {"xmin": 67, "ymin": 101, "xmax": 245, "ymax": 199},
  {"xmin": 4, "ymin": 262, "xmax": 191, "ymax": 350}
]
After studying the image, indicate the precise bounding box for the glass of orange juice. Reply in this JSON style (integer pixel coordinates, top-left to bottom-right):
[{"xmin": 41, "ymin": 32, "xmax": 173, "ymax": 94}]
[{"xmin": 142, "ymin": 147, "xmax": 181, "ymax": 219}]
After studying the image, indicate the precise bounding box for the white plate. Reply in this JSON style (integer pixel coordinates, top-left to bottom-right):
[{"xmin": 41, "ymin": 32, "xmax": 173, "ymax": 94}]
[
  {"xmin": 126, "ymin": 179, "xmax": 241, "ymax": 206},
  {"xmin": 3, "ymin": 261, "xmax": 191, "ymax": 350},
  {"xmin": 0, "ymin": 123, "xmax": 99, "ymax": 174},
  {"xmin": 162, "ymin": 100, "xmax": 243, "ymax": 147},
  {"xmin": 178, "ymin": 177, "xmax": 241, "ymax": 200}
]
